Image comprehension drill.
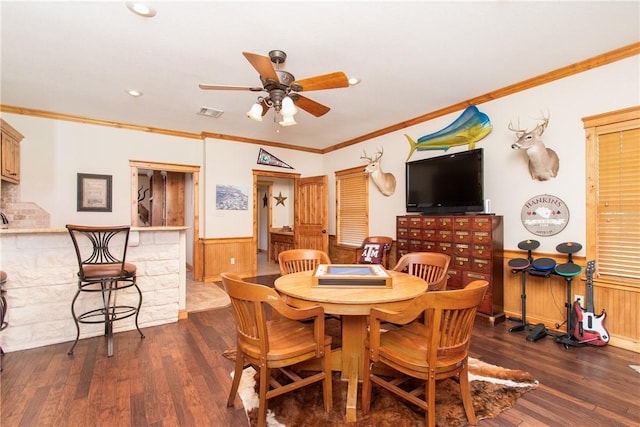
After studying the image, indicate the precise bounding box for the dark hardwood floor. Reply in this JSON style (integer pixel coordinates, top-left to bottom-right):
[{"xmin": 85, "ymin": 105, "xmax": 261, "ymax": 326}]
[{"xmin": 2, "ymin": 293, "xmax": 639, "ymax": 426}]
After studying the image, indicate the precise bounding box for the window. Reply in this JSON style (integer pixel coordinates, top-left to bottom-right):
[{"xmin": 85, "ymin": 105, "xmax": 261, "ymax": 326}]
[
  {"xmin": 336, "ymin": 166, "xmax": 369, "ymax": 246},
  {"xmin": 584, "ymin": 106, "xmax": 640, "ymax": 287}
]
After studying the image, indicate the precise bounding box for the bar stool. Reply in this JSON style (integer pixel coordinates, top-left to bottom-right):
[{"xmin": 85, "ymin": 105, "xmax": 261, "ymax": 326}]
[
  {"xmin": 66, "ymin": 225, "xmax": 144, "ymax": 357},
  {"xmin": 0, "ymin": 270, "xmax": 7, "ymax": 371}
]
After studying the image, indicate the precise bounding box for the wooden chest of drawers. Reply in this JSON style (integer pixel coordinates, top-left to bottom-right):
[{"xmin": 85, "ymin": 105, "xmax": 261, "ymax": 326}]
[
  {"xmin": 397, "ymin": 214, "xmax": 504, "ymax": 322},
  {"xmin": 270, "ymin": 232, "xmax": 294, "ymax": 262}
]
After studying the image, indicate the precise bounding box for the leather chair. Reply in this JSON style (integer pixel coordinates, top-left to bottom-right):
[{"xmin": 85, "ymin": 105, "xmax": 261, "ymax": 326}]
[
  {"xmin": 357, "ymin": 236, "xmax": 393, "ymax": 269},
  {"xmin": 221, "ymin": 273, "xmax": 332, "ymax": 427},
  {"xmin": 392, "ymin": 252, "xmax": 451, "ymax": 291},
  {"xmin": 66, "ymin": 224, "xmax": 144, "ymax": 357},
  {"xmin": 362, "ymin": 280, "xmax": 489, "ymax": 427},
  {"xmin": 278, "ymin": 249, "xmax": 331, "ymax": 275}
]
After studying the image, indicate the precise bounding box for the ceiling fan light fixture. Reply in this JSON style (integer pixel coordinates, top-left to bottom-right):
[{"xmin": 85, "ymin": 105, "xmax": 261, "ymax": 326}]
[
  {"xmin": 247, "ymin": 103, "xmax": 263, "ymax": 122},
  {"xmin": 279, "ymin": 114, "xmax": 297, "ymax": 127},
  {"xmin": 281, "ymin": 96, "xmax": 298, "ymax": 116}
]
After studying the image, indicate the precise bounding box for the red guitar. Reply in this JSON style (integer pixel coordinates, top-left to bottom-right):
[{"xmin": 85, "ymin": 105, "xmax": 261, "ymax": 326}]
[{"xmin": 573, "ymin": 261, "xmax": 609, "ymax": 346}]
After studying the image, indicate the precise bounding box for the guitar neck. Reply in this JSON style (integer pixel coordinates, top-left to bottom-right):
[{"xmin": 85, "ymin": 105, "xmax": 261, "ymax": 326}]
[{"xmin": 586, "ymin": 260, "xmax": 596, "ymax": 313}]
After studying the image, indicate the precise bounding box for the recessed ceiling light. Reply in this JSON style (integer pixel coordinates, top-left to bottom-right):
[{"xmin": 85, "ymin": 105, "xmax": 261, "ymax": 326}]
[
  {"xmin": 126, "ymin": 89, "xmax": 143, "ymax": 97},
  {"xmin": 126, "ymin": 2, "xmax": 157, "ymax": 18},
  {"xmin": 348, "ymin": 76, "xmax": 362, "ymax": 86}
]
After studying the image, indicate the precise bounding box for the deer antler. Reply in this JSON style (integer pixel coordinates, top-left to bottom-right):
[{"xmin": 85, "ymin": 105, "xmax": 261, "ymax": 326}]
[
  {"xmin": 361, "ymin": 150, "xmax": 373, "ymax": 162},
  {"xmin": 374, "ymin": 147, "xmax": 383, "ymax": 161},
  {"xmin": 508, "ymin": 119, "xmax": 526, "ymax": 135},
  {"xmin": 534, "ymin": 112, "xmax": 550, "ymax": 135}
]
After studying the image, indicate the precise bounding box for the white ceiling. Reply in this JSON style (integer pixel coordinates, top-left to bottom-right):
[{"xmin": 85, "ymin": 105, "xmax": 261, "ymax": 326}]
[{"xmin": 1, "ymin": 1, "xmax": 639, "ymax": 152}]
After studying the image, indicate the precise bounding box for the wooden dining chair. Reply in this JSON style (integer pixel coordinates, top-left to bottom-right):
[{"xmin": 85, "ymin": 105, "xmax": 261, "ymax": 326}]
[
  {"xmin": 362, "ymin": 280, "xmax": 488, "ymax": 427},
  {"xmin": 221, "ymin": 273, "xmax": 332, "ymax": 427},
  {"xmin": 392, "ymin": 252, "xmax": 451, "ymax": 291},
  {"xmin": 357, "ymin": 236, "xmax": 393, "ymax": 269},
  {"xmin": 278, "ymin": 249, "xmax": 331, "ymax": 275}
]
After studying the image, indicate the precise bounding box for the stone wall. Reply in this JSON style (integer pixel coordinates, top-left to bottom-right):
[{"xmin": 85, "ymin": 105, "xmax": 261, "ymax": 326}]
[
  {"xmin": 0, "ymin": 228, "xmax": 185, "ymax": 352},
  {"xmin": 0, "ymin": 181, "xmax": 50, "ymax": 229}
]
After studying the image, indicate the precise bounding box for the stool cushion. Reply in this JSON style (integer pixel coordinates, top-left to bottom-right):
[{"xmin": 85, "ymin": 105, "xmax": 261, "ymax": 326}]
[
  {"xmin": 81, "ymin": 262, "xmax": 137, "ymax": 279},
  {"xmin": 0, "ymin": 270, "xmax": 6, "ymax": 284}
]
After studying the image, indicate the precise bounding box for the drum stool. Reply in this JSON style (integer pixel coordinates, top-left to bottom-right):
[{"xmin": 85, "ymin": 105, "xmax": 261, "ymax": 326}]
[{"xmin": 508, "ymin": 239, "xmax": 539, "ymax": 333}]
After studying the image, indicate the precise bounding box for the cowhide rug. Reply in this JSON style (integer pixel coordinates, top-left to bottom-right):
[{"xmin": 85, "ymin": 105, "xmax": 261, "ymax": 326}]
[{"xmin": 226, "ymin": 352, "xmax": 538, "ymax": 427}]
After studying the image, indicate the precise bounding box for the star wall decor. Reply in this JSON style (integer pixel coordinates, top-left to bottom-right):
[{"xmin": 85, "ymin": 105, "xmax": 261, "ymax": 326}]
[{"xmin": 274, "ymin": 192, "xmax": 287, "ymax": 207}]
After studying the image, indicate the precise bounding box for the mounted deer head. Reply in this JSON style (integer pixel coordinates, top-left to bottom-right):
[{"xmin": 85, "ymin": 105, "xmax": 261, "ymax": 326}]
[
  {"xmin": 509, "ymin": 114, "xmax": 559, "ymax": 181},
  {"xmin": 361, "ymin": 148, "xmax": 396, "ymax": 196}
]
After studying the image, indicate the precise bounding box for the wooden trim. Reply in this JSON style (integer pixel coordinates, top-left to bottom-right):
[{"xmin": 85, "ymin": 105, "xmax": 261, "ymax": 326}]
[
  {"xmin": 0, "ymin": 118, "xmax": 24, "ymax": 141},
  {"xmin": 582, "ymin": 105, "xmax": 640, "ymax": 128},
  {"xmin": 322, "ymin": 42, "xmax": 640, "ymax": 153},
  {"xmin": 129, "ymin": 160, "xmax": 201, "ymax": 173},
  {"xmin": 0, "ymin": 105, "xmax": 203, "ymax": 140},
  {"xmin": 335, "ymin": 164, "xmax": 367, "ymax": 176},
  {"xmin": 251, "ymin": 169, "xmax": 300, "ymax": 179},
  {"xmin": 3, "ymin": 43, "xmax": 637, "ymax": 154},
  {"xmin": 202, "ymin": 132, "xmax": 323, "ymax": 154},
  {"xmin": 178, "ymin": 310, "xmax": 189, "ymax": 320}
]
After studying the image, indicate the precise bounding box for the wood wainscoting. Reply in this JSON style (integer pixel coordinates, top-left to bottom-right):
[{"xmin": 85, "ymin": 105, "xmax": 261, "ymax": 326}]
[
  {"xmin": 200, "ymin": 237, "xmax": 254, "ymax": 282},
  {"xmin": 503, "ymin": 249, "xmax": 639, "ymax": 353}
]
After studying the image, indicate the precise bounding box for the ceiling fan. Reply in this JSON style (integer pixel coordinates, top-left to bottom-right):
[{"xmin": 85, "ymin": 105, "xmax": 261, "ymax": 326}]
[{"xmin": 199, "ymin": 50, "xmax": 350, "ymax": 122}]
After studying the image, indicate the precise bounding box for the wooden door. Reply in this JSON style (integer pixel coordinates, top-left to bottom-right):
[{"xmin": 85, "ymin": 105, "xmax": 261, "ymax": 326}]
[
  {"xmin": 165, "ymin": 172, "xmax": 185, "ymax": 226},
  {"xmin": 294, "ymin": 175, "xmax": 328, "ymax": 252},
  {"xmin": 149, "ymin": 171, "xmax": 185, "ymax": 226}
]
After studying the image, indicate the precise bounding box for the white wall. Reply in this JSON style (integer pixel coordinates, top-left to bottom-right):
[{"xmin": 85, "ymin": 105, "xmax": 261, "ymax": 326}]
[
  {"xmin": 323, "ymin": 56, "xmax": 640, "ymax": 254},
  {"xmin": 2, "ymin": 55, "xmax": 638, "ymax": 255},
  {"xmin": 202, "ymin": 138, "xmax": 322, "ymax": 237},
  {"xmin": 1, "ymin": 115, "xmax": 203, "ymax": 227}
]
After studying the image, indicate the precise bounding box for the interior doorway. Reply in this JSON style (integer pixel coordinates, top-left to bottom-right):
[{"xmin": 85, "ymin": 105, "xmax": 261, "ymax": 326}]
[
  {"xmin": 252, "ymin": 169, "xmax": 299, "ymax": 275},
  {"xmin": 130, "ymin": 160, "xmax": 201, "ymax": 278}
]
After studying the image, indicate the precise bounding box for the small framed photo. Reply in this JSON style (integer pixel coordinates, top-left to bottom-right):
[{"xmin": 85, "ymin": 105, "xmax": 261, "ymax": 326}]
[{"xmin": 77, "ymin": 173, "xmax": 112, "ymax": 212}]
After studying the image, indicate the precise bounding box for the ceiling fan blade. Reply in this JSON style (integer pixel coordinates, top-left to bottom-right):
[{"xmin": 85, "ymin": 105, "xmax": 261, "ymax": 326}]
[
  {"xmin": 293, "ymin": 95, "xmax": 331, "ymax": 117},
  {"xmin": 260, "ymin": 99, "xmax": 270, "ymax": 116},
  {"xmin": 293, "ymin": 71, "xmax": 349, "ymax": 91},
  {"xmin": 199, "ymin": 83, "xmax": 264, "ymax": 91},
  {"xmin": 242, "ymin": 52, "xmax": 278, "ymax": 81}
]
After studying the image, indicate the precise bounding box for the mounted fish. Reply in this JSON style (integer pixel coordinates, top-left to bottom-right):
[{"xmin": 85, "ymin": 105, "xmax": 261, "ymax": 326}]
[{"xmin": 404, "ymin": 105, "xmax": 493, "ymax": 161}]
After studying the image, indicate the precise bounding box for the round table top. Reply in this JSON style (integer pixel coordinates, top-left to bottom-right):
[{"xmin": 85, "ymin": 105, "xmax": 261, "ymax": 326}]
[{"xmin": 274, "ymin": 270, "xmax": 429, "ymax": 315}]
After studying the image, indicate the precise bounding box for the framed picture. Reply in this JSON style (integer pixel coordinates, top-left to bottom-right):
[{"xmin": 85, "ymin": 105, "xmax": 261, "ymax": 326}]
[{"xmin": 77, "ymin": 173, "xmax": 112, "ymax": 212}]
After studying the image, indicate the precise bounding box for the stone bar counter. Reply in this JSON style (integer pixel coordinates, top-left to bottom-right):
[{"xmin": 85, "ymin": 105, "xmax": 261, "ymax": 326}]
[{"xmin": 0, "ymin": 226, "xmax": 188, "ymax": 353}]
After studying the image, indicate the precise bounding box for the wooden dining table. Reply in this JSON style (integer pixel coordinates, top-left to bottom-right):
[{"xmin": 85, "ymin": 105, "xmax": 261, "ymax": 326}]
[{"xmin": 274, "ymin": 269, "xmax": 428, "ymax": 422}]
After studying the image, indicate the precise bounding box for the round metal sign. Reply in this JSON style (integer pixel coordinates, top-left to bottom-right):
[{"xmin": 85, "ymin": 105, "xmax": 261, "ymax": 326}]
[{"xmin": 520, "ymin": 194, "xmax": 569, "ymax": 236}]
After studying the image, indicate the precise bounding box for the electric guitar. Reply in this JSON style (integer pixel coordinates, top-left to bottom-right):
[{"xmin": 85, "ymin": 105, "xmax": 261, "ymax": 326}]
[{"xmin": 572, "ymin": 261, "xmax": 609, "ymax": 346}]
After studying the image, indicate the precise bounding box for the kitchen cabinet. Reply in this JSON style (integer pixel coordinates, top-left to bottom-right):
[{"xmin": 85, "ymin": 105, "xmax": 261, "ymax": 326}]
[{"xmin": 1, "ymin": 119, "xmax": 23, "ymax": 184}]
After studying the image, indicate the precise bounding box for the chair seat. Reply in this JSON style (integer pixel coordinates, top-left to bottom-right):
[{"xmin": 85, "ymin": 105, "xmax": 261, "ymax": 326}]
[
  {"xmin": 241, "ymin": 317, "xmax": 332, "ymax": 365},
  {"xmin": 372, "ymin": 323, "xmax": 465, "ymax": 375},
  {"xmin": 81, "ymin": 262, "xmax": 137, "ymax": 279}
]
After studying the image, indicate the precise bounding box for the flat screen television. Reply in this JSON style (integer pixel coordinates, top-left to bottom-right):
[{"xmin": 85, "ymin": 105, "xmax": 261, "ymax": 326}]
[{"xmin": 406, "ymin": 148, "xmax": 484, "ymax": 215}]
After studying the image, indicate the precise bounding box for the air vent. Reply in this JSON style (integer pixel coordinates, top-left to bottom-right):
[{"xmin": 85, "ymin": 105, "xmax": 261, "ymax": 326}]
[{"xmin": 197, "ymin": 107, "xmax": 224, "ymax": 118}]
